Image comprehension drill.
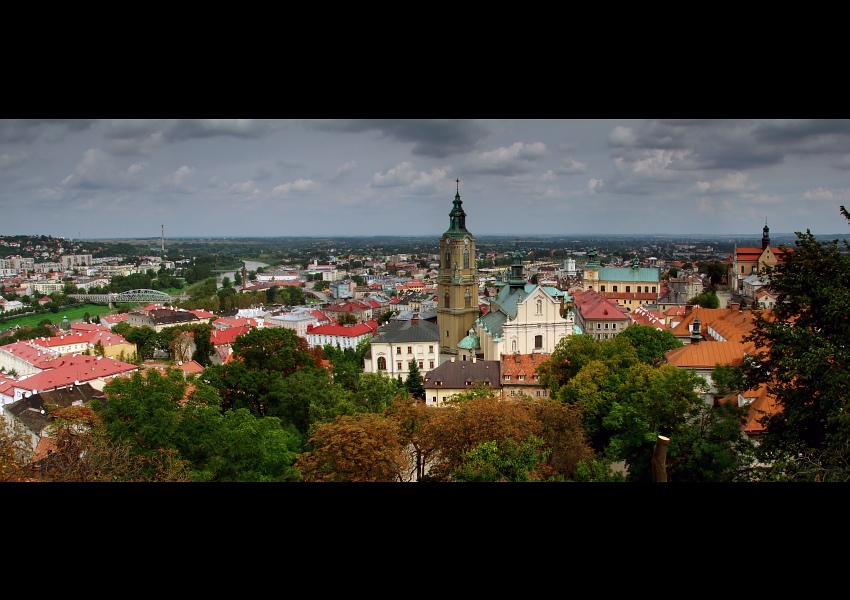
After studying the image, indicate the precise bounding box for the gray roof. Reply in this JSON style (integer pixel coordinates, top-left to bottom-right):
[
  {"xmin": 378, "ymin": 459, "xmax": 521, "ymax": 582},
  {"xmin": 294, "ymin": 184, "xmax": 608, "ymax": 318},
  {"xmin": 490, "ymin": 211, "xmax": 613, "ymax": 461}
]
[
  {"xmin": 423, "ymin": 359, "xmax": 502, "ymax": 389},
  {"xmin": 371, "ymin": 318, "xmax": 440, "ymax": 344}
]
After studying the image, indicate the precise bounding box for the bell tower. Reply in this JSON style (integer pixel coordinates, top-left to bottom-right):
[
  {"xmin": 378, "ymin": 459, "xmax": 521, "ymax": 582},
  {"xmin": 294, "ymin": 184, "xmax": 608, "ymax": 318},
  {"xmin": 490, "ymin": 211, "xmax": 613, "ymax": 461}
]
[{"xmin": 437, "ymin": 180, "xmax": 479, "ymax": 359}]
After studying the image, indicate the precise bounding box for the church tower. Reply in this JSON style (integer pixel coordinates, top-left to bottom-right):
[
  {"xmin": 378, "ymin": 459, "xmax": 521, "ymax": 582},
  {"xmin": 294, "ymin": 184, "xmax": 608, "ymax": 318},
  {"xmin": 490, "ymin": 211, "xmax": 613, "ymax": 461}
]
[
  {"xmin": 437, "ymin": 181, "xmax": 479, "ymax": 359},
  {"xmin": 761, "ymin": 219, "xmax": 770, "ymax": 250}
]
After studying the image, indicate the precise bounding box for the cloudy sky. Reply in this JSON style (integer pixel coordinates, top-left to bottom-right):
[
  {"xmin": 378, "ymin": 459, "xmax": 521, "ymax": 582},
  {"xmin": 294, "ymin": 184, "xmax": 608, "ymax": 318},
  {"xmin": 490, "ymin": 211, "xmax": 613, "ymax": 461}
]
[{"xmin": 2, "ymin": 119, "xmax": 849, "ymax": 240}]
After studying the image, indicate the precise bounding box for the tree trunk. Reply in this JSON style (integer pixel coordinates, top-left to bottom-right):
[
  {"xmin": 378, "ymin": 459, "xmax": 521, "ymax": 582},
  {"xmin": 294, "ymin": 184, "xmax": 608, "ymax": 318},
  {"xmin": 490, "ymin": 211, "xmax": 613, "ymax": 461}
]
[{"xmin": 652, "ymin": 435, "xmax": 670, "ymax": 482}]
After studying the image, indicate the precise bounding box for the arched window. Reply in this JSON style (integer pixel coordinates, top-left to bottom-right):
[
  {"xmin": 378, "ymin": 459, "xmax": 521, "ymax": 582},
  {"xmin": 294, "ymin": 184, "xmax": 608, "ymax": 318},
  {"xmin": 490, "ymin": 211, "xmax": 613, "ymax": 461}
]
[
  {"xmin": 445, "ymin": 249, "xmax": 451, "ymax": 268},
  {"xmin": 613, "ymin": 286, "xmax": 618, "ymax": 292},
  {"xmin": 444, "ymin": 292, "xmax": 450, "ymax": 308},
  {"xmin": 465, "ymin": 289, "xmax": 471, "ymax": 307},
  {"xmin": 463, "ymin": 248, "xmax": 470, "ymax": 269},
  {"xmin": 377, "ymin": 356, "xmax": 387, "ymax": 371}
]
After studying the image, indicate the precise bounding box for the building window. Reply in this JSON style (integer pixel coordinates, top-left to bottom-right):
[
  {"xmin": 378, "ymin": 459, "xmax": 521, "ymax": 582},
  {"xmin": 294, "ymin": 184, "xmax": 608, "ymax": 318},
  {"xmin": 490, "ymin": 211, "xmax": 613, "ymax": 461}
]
[
  {"xmin": 601, "ymin": 286, "xmax": 606, "ymax": 292},
  {"xmin": 419, "ymin": 361, "xmax": 423, "ymax": 369},
  {"xmin": 446, "ymin": 249, "xmax": 451, "ymax": 268},
  {"xmin": 465, "ymin": 289, "xmax": 471, "ymax": 307},
  {"xmin": 463, "ymin": 248, "xmax": 470, "ymax": 269},
  {"xmin": 604, "ymin": 323, "xmax": 609, "ymax": 329},
  {"xmin": 518, "ymin": 375, "xmax": 525, "ymax": 381},
  {"xmin": 535, "ymin": 334, "xmax": 543, "ymax": 349},
  {"xmin": 543, "ymin": 390, "xmax": 547, "ymax": 397},
  {"xmin": 534, "ymin": 375, "xmax": 539, "ymax": 381},
  {"xmin": 429, "ymin": 360, "xmax": 434, "ymax": 369},
  {"xmin": 597, "ymin": 323, "xmax": 601, "ymax": 329},
  {"xmin": 612, "ymin": 323, "xmax": 617, "ymax": 329},
  {"xmin": 396, "ymin": 347, "xmax": 401, "ymax": 355},
  {"xmin": 397, "ymin": 362, "xmax": 402, "ymax": 370},
  {"xmin": 504, "ymin": 375, "xmax": 511, "ymax": 381},
  {"xmin": 613, "ymin": 286, "xmax": 618, "ymax": 292},
  {"xmin": 536, "ymin": 391, "xmax": 540, "ymax": 397},
  {"xmin": 444, "ymin": 293, "xmax": 450, "ymax": 308},
  {"xmin": 429, "ymin": 345, "xmax": 434, "ymax": 353},
  {"xmin": 407, "ymin": 346, "xmax": 412, "ymax": 354},
  {"xmin": 510, "ymin": 390, "xmax": 515, "ymax": 397},
  {"xmin": 652, "ymin": 286, "xmax": 656, "ymax": 293},
  {"xmin": 377, "ymin": 357, "xmax": 387, "ymax": 371}
]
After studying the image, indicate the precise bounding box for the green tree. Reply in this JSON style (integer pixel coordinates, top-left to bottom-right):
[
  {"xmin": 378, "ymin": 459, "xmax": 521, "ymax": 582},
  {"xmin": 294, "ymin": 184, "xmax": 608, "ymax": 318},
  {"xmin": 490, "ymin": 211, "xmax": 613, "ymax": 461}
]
[
  {"xmin": 617, "ymin": 325, "xmax": 683, "ymax": 366},
  {"xmin": 337, "ymin": 313, "xmax": 357, "ymax": 325},
  {"xmin": 690, "ymin": 290, "xmax": 720, "ymax": 308},
  {"xmin": 405, "ymin": 359, "xmax": 425, "ymax": 400},
  {"xmin": 231, "ymin": 327, "xmax": 319, "ymax": 375},
  {"xmin": 742, "ymin": 213, "xmax": 850, "ymax": 481},
  {"xmin": 453, "ymin": 436, "xmax": 551, "ymax": 482}
]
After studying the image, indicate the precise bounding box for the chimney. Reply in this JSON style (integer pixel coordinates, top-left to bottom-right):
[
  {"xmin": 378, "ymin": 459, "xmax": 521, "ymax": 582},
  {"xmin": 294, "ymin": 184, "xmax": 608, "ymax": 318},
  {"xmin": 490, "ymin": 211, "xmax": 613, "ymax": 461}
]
[
  {"xmin": 730, "ymin": 302, "xmax": 739, "ymax": 313},
  {"xmin": 685, "ymin": 304, "xmax": 694, "ymax": 315},
  {"xmin": 472, "ymin": 355, "xmax": 477, "ymax": 363}
]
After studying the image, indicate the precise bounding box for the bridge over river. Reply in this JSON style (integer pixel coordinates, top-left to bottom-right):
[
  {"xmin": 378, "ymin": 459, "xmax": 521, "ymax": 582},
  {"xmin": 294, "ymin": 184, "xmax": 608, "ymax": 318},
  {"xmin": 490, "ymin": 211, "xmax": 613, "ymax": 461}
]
[{"xmin": 69, "ymin": 289, "xmax": 175, "ymax": 304}]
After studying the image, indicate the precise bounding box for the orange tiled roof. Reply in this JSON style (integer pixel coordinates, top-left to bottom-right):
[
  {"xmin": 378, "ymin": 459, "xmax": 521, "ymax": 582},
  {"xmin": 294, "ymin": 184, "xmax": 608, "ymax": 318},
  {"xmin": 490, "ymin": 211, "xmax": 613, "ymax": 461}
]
[
  {"xmin": 500, "ymin": 353, "xmax": 550, "ymax": 381},
  {"xmin": 664, "ymin": 341, "xmax": 749, "ymax": 369}
]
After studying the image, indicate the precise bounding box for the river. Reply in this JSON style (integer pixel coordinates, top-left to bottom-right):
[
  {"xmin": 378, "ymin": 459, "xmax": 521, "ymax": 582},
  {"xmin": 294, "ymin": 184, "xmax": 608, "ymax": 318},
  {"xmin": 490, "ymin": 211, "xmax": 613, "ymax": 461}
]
[{"xmin": 217, "ymin": 260, "xmax": 269, "ymax": 288}]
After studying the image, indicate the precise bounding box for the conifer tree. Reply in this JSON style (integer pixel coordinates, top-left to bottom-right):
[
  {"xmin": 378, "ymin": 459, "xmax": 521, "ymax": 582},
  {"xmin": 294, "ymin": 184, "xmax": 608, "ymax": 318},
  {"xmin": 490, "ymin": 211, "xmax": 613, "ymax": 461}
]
[{"xmin": 405, "ymin": 359, "xmax": 425, "ymax": 400}]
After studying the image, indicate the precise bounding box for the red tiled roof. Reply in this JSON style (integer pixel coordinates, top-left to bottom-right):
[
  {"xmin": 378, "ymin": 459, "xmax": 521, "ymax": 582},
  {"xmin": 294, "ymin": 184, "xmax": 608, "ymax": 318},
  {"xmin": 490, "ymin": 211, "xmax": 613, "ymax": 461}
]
[
  {"xmin": 210, "ymin": 325, "xmax": 252, "ymax": 346},
  {"xmin": 308, "ymin": 320, "xmax": 379, "ymax": 337}
]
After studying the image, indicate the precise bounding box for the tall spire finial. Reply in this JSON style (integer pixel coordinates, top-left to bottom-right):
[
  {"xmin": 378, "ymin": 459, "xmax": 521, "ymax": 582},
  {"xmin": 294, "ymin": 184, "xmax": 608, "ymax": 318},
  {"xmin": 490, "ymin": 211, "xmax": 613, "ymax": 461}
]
[{"xmin": 456, "ymin": 178, "xmax": 460, "ymax": 194}]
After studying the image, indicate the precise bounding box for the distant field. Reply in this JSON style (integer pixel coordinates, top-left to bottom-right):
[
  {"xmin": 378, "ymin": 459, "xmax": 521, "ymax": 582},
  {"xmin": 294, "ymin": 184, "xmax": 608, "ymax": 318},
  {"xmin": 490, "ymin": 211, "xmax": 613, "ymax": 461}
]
[{"xmin": 0, "ymin": 303, "xmax": 129, "ymax": 333}]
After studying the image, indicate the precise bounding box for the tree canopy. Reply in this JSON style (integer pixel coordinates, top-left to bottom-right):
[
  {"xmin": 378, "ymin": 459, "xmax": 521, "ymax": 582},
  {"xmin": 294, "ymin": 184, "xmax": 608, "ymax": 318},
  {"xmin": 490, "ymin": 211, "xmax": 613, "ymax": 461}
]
[{"xmin": 742, "ymin": 208, "xmax": 850, "ymax": 480}]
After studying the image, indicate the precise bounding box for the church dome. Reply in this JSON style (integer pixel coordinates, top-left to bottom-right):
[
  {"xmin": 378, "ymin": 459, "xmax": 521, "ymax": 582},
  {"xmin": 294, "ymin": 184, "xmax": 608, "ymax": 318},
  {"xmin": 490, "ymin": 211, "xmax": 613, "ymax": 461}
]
[{"xmin": 457, "ymin": 327, "xmax": 480, "ymax": 350}]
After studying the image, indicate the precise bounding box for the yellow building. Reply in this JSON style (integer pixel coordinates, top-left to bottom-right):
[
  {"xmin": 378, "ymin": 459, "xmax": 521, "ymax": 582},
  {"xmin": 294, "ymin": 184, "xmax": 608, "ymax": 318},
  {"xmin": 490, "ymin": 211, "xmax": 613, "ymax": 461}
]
[{"xmin": 436, "ymin": 183, "xmax": 480, "ymax": 361}]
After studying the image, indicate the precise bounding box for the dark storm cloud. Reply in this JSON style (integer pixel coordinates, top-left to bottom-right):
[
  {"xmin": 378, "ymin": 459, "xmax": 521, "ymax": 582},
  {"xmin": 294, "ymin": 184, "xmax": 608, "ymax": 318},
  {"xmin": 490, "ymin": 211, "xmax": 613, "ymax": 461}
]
[
  {"xmin": 752, "ymin": 119, "xmax": 850, "ymax": 153},
  {"xmin": 613, "ymin": 119, "xmax": 786, "ymax": 171},
  {"xmin": 161, "ymin": 119, "xmax": 276, "ymax": 142},
  {"xmin": 306, "ymin": 119, "xmax": 490, "ymax": 158},
  {"xmin": 0, "ymin": 120, "xmax": 97, "ymax": 143}
]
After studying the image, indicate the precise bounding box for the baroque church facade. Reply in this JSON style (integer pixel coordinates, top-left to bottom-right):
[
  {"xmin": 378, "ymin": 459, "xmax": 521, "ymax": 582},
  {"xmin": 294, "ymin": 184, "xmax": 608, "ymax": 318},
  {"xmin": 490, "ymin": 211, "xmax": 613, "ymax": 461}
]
[{"xmin": 436, "ymin": 184, "xmax": 575, "ymax": 365}]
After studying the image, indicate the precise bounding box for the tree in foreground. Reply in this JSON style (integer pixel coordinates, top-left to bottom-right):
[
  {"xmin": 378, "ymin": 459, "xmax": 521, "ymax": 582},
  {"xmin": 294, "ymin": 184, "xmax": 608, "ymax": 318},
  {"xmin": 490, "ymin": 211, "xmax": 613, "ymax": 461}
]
[
  {"xmin": 742, "ymin": 209, "xmax": 850, "ymax": 481},
  {"xmin": 0, "ymin": 420, "xmax": 34, "ymax": 482},
  {"xmin": 296, "ymin": 413, "xmax": 410, "ymax": 482}
]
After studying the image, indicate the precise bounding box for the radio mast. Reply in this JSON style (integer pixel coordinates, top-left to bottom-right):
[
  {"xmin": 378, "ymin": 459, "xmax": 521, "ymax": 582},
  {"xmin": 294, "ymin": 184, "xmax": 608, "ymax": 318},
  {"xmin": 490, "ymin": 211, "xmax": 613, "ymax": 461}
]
[{"xmin": 161, "ymin": 225, "xmax": 165, "ymax": 255}]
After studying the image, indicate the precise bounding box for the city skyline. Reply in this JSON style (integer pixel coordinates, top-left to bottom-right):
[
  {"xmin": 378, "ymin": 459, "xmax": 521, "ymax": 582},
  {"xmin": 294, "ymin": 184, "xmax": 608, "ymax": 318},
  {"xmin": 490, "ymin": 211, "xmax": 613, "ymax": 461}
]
[{"xmin": 2, "ymin": 119, "xmax": 849, "ymax": 240}]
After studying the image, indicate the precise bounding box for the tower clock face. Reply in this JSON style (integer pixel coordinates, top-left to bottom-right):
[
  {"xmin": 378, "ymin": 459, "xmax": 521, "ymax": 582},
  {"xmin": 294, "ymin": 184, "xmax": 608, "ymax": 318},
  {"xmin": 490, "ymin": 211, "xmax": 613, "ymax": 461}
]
[{"xmin": 464, "ymin": 237, "xmax": 469, "ymax": 246}]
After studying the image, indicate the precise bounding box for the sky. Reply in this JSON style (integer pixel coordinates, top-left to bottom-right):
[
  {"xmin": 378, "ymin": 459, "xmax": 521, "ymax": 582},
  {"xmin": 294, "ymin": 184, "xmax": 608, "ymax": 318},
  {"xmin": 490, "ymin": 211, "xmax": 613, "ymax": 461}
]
[{"xmin": 2, "ymin": 119, "xmax": 849, "ymax": 241}]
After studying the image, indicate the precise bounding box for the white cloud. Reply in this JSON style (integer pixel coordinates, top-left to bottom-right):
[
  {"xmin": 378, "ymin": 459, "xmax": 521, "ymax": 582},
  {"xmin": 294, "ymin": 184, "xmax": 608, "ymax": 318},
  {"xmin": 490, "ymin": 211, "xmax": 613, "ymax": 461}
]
[
  {"xmin": 588, "ymin": 178, "xmax": 604, "ymax": 193},
  {"xmin": 693, "ymin": 171, "xmax": 755, "ymax": 194},
  {"xmin": 608, "ymin": 126, "xmax": 637, "ymax": 147},
  {"xmin": 271, "ymin": 178, "xmax": 321, "ymax": 195},
  {"xmin": 803, "ymin": 186, "xmax": 850, "ymax": 202},
  {"xmin": 557, "ymin": 158, "xmax": 586, "ymax": 175}
]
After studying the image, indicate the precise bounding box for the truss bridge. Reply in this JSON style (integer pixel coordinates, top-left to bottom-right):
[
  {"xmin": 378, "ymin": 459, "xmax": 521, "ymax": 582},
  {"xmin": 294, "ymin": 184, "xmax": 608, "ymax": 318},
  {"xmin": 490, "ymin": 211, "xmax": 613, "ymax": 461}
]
[{"xmin": 69, "ymin": 289, "xmax": 175, "ymax": 304}]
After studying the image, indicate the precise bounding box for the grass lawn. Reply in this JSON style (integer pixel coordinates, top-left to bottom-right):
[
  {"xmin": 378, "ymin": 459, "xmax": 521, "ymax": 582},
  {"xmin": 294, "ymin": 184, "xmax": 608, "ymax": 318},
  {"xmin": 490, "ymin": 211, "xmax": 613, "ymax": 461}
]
[{"xmin": 0, "ymin": 303, "xmax": 129, "ymax": 333}]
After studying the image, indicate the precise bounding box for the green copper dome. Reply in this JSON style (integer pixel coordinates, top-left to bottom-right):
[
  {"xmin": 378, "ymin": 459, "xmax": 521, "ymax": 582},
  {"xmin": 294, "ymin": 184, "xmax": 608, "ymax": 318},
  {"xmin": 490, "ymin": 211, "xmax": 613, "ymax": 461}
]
[{"xmin": 457, "ymin": 327, "xmax": 480, "ymax": 350}]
